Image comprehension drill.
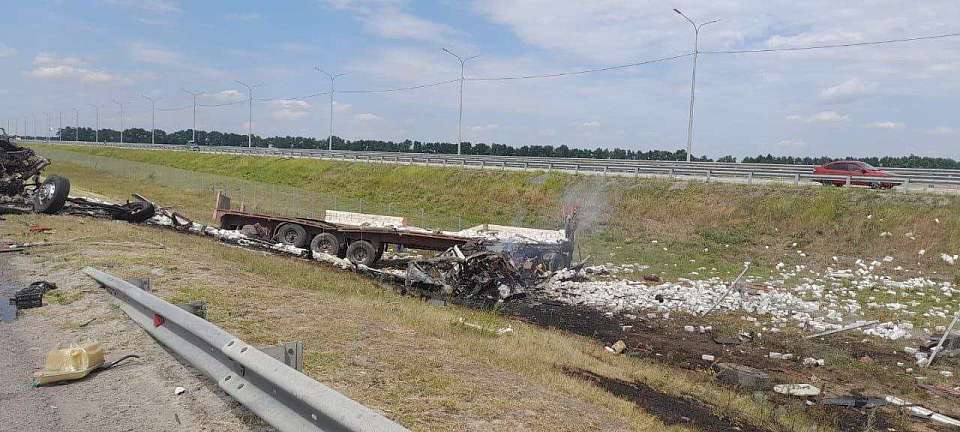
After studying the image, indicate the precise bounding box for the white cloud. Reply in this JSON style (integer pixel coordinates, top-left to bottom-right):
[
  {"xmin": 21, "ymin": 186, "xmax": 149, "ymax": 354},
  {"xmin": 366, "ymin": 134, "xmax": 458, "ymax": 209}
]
[
  {"xmin": 787, "ymin": 111, "xmax": 849, "ymax": 123},
  {"xmin": 205, "ymin": 90, "xmax": 245, "ymax": 103},
  {"xmin": 270, "ymin": 100, "xmax": 311, "ymax": 110},
  {"xmin": 354, "ymin": 113, "xmax": 382, "ymax": 121},
  {"xmin": 25, "ymin": 53, "xmax": 116, "ymax": 83},
  {"xmin": 269, "ymin": 99, "xmax": 312, "ymax": 121},
  {"xmin": 578, "ymin": 120, "xmax": 601, "ymax": 128},
  {"xmin": 34, "ymin": 52, "xmax": 83, "ymax": 66},
  {"xmin": 333, "ymin": 101, "xmax": 352, "ymax": 113},
  {"xmin": 469, "ymin": 123, "xmax": 499, "ymax": 131},
  {"xmin": 128, "ymin": 43, "xmax": 182, "ymax": 64},
  {"xmin": 101, "ymin": 0, "xmax": 182, "ymax": 13},
  {"xmin": 819, "ymin": 78, "xmax": 877, "ymax": 103},
  {"xmin": 864, "ymin": 121, "xmax": 905, "ymax": 129},
  {"xmin": 766, "ymin": 31, "xmax": 865, "ymax": 49},
  {"xmin": 927, "ymin": 126, "xmax": 956, "ymax": 135},
  {"xmin": 225, "ymin": 12, "xmax": 261, "ymax": 22},
  {"xmin": 272, "ymin": 109, "xmax": 309, "ymax": 120},
  {"xmin": 0, "ymin": 45, "xmax": 17, "ymax": 58},
  {"xmin": 326, "ymin": 0, "xmax": 459, "ymax": 43}
]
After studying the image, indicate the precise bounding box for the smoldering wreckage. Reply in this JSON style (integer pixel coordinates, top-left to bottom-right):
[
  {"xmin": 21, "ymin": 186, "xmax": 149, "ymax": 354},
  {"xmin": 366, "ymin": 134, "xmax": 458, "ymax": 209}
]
[{"xmin": 5, "ymin": 132, "xmax": 960, "ymax": 430}]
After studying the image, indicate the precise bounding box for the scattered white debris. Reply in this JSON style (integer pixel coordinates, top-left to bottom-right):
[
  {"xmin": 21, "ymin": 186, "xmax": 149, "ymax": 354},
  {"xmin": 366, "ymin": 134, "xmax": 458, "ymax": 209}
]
[
  {"xmin": 919, "ymin": 249, "xmax": 926, "ymax": 256},
  {"xmin": 701, "ymin": 354, "xmax": 715, "ymax": 362},
  {"xmin": 942, "ymin": 254, "xmax": 957, "ymax": 265},
  {"xmin": 886, "ymin": 396, "xmax": 960, "ymax": 427},
  {"xmin": 684, "ymin": 325, "xmax": 696, "ymax": 333},
  {"xmin": 174, "ymin": 387, "xmax": 186, "ymax": 395},
  {"xmin": 802, "ymin": 357, "xmax": 825, "ymax": 367},
  {"xmin": 941, "ymin": 370, "xmax": 954, "ymax": 378},
  {"xmin": 774, "ymin": 384, "xmax": 821, "ymax": 397}
]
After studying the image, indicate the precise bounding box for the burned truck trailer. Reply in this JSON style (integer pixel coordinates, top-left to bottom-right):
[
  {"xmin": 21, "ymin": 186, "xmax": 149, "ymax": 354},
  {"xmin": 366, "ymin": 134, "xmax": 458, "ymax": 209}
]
[{"xmin": 212, "ymin": 192, "xmax": 576, "ymax": 269}]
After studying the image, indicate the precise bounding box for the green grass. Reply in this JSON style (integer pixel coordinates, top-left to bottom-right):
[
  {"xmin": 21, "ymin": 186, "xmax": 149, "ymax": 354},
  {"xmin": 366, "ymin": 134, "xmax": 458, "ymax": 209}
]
[{"xmin": 35, "ymin": 144, "xmax": 960, "ymax": 283}]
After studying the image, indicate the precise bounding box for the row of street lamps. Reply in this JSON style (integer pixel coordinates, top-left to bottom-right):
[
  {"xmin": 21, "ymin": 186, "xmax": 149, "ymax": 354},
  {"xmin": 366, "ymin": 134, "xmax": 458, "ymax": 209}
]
[{"xmin": 6, "ymin": 9, "xmax": 715, "ymax": 158}]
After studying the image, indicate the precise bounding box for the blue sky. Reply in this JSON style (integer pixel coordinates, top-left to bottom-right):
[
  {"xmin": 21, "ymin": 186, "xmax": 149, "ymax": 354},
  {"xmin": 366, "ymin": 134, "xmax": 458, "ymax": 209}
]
[{"xmin": 1, "ymin": 0, "xmax": 959, "ymax": 158}]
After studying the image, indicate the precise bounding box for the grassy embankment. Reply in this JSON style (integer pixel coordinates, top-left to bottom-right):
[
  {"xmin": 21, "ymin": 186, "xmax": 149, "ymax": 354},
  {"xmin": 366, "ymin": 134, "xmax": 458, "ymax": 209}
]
[
  {"xmin": 35, "ymin": 144, "xmax": 960, "ymax": 283},
  {"xmin": 2, "ymin": 158, "xmax": 846, "ymax": 432}
]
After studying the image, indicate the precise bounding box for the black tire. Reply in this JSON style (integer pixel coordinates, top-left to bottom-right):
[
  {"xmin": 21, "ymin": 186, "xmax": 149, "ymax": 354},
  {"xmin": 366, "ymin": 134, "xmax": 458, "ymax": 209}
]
[
  {"xmin": 275, "ymin": 223, "xmax": 307, "ymax": 248},
  {"xmin": 310, "ymin": 232, "xmax": 341, "ymax": 256},
  {"xmin": 119, "ymin": 200, "xmax": 156, "ymax": 223},
  {"xmin": 33, "ymin": 175, "xmax": 70, "ymax": 214},
  {"xmin": 346, "ymin": 240, "xmax": 378, "ymax": 266}
]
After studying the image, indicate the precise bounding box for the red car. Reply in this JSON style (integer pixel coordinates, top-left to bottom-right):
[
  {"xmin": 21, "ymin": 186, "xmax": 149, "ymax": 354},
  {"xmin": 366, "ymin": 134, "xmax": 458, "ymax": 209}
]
[{"xmin": 812, "ymin": 160, "xmax": 900, "ymax": 189}]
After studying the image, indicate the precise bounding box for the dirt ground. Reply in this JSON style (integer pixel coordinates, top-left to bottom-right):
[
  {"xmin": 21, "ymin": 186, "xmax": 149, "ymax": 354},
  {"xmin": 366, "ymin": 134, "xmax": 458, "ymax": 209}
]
[{"xmin": 0, "ymin": 252, "xmax": 268, "ymax": 432}]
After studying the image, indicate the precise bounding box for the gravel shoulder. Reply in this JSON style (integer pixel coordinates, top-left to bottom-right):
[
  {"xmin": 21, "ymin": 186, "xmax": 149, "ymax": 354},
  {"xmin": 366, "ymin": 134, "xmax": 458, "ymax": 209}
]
[{"xmin": 0, "ymin": 250, "xmax": 267, "ymax": 432}]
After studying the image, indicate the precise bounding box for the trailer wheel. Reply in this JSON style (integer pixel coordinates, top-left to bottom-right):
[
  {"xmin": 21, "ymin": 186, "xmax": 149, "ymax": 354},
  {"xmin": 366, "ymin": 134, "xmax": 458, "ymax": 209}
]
[
  {"xmin": 346, "ymin": 240, "xmax": 377, "ymax": 266},
  {"xmin": 33, "ymin": 175, "xmax": 70, "ymax": 214},
  {"xmin": 310, "ymin": 232, "xmax": 340, "ymax": 256},
  {"xmin": 276, "ymin": 223, "xmax": 307, "ymax": 248}
]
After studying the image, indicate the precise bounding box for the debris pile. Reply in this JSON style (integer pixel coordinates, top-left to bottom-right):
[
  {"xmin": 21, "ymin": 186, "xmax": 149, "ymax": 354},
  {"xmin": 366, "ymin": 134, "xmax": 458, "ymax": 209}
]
[
  {"xmin": 10, "ymin": 281, "xmax": 57, "ymax": 309},
  {"xmin": 405, "ymin": 242, "xmax": 528, "ymax": 307}
]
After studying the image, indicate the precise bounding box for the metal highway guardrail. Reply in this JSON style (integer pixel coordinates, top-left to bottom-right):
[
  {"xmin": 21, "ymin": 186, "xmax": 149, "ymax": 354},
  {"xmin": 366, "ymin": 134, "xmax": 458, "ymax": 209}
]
[
  {"xmin": 83, "ymin": 267, "xmax": 409, "ymax": 432},
  {"xmin": 26, "ymin": 139, "xmax": 960, "ymax": 192}
]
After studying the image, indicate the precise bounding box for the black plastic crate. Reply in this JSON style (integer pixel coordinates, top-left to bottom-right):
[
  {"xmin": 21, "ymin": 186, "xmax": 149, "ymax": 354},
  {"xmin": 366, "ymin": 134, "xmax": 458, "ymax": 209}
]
[{"xmin": 10, "ymin": 281, "xmax": 56, "ymax": 310}]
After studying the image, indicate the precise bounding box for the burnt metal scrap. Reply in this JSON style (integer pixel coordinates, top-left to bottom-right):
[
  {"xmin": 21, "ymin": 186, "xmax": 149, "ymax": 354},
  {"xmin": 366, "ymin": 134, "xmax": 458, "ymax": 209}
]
[
  {"xmin": 0, "ymin": 129, "xmax": 70, "ymax": 214},
  {"xmin": 403, "ymin": 241, "xmax": 532, "ymax": 308}
]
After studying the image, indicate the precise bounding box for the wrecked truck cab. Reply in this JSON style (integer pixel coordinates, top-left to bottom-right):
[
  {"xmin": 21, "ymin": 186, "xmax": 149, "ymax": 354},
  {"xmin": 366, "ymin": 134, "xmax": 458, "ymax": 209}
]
[{"xmin": 0, "ymin": 129, "xmax": 71, "ymax": 214}]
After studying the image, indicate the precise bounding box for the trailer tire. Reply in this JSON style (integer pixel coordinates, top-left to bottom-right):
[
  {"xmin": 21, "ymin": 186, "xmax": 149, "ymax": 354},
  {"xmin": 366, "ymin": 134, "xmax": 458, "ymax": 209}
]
[
  {"xmin": 346, "ymin": 240, "xmax": 377, "ymax": 266},
  {"xmin": 276, "ymin": 223, "xmax": 307, "ymax": 248},
  {"xmin": 33, "ymin": 175, "xmax": 71, "ymax": 214},
  {"xmin": 310, "ymin": 232, "xmax": 341, "ymax": 256}
]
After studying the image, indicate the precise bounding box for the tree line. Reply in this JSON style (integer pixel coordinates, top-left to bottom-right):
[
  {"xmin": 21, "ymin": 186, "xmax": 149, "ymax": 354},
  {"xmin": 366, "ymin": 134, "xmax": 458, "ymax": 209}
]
[{"xmin": 43, "ymin": 126, "xmax": 960, "ymax": 169}]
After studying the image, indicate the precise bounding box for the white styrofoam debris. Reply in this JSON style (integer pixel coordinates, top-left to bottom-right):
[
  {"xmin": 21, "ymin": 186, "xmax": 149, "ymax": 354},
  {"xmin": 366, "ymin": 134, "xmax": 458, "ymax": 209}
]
[
  {"xmin": 324, "ymin": 210, "xmax": 406, "ymax": 228},
  {"xmin": 701, "ymin": 354, "xmax": 715, "ymax": 362},
  {"xmin": 455, "ymin": 224, "xmax": 566, "ymax": 244},
  {"xmin": 774, "ymin": 384, "xmax": 820, "ymax": 397}
]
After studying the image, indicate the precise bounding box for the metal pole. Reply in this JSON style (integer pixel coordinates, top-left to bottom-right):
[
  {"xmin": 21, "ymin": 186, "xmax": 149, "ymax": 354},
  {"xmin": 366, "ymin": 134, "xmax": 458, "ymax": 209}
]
[
  {"xmin": 674, "ymin": 9, "xmax": 719, "ymax": 162},
  {"xmin": 315, "ymin": 68, "xmax": 344, "ymax": 152},
  {"xmin": 183, "ymin": 89, "xmax": 203, "ymax": 143},
  {"xmin": 58, "ymin": 111, "xmax": 62, "ymax": 141},
  {"xmin": 74, "ymin": 108, "xmax": 80, "ymax": 142},
  {"xmin": 88, "ymin": 104, "xmax": 100, "ymax": 143},
  {"xmin": 114, "ymin": 99, "xmax": 125, "ymax": 143},
  {"xmin": 142, "ymin": 94, "xmax": 159, "ymax": 145},
  {"xmin": 442, "ymin": 48, "xmax": 479, "ymax": 155},
  {"xmin": 235, "ymin": 80, "xmax": 259, "ymax": 147}
]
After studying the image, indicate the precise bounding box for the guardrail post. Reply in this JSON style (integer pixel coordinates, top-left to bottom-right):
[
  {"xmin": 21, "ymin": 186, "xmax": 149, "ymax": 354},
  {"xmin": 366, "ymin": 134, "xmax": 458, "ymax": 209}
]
[
  {"xmin": 635, "ymin": 167, "xmax": 640, "ymax": 177},
  {"xmin": 747, "ymin": 172, "xmax": 753, "ymax": 184},
  {"xmin": 575, "ymin": 164, "xmax": 580, "ymax": 174},
  {"xmin": 547, "ymin": 163, "xmax": 553, "ymax": 171},
  {"xmin": 706, "ymin": 169, "xmax": 712, "ymax": 182},
  {"xmin": 501, "ymin": 161, "xmax": 506, "ymax": 170},
  {"xmin": 603, "ymin": 166, "xmax": 608, "ymax": 176},
  {"xmin": 904, "ymin": 178, "xmax": 911, "ymax": 191},
  {"xmin": 794, "ymin": 173, "xmax": 800, "ymax": 186},
  {"xmin": 669, "ymin": 168, "xmax": 674, "ymax": 178},
  {"xmin": 846, "ymin": 175, "xmax": 852, "ymax": 186}
]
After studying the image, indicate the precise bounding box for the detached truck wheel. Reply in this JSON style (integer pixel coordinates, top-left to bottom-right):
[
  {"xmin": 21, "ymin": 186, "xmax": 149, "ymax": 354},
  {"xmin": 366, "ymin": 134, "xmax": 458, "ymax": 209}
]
[
  {"xmin": 346, "ymin": 240, "xmax": 378, "ymax": 266},
  {"xmin": 33, "ymin": 176, "xmax": 70, "ymax": 214}
]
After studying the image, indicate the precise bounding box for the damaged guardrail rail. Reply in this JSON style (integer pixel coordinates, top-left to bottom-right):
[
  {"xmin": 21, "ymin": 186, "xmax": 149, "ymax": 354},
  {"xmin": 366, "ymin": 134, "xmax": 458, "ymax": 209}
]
[{"xmin": 82, "ymin": 267, "xmax": 409, "ymax": 432}]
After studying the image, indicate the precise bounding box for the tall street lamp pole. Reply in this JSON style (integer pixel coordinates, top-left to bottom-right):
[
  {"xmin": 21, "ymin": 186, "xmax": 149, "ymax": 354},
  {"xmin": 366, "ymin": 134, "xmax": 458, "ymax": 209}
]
[
  {"xmin": 182, "ymin": 88, "xmax": 203, "ymax": 144},
  {"xmin": 235, "ymin": 80, "xmax": 260, "ymax": 147},
  {"xmin": 315, "ymin": 68, "xmax": 345, "ymax": 152},
  {"xmin": 142, "ymin": 94, "xmax": 159, "ymax": 145},
  {"xmin": 674, "ymin": 8, "xmax": 719, "ymax": 162},
  {"xmin": 88, "ymin": 104, "xmax": 101, "ymax": 143},
  {"xmin": 74, "ymin": 108, "xmax": 80, "ymax": 142},
  {"xmin": 442, "ymin": 48, "xmax": 479, "ymax": 155},
  {"xmin": 113, "ymin": 99, "xmax": 126, "ymax": 143}
]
